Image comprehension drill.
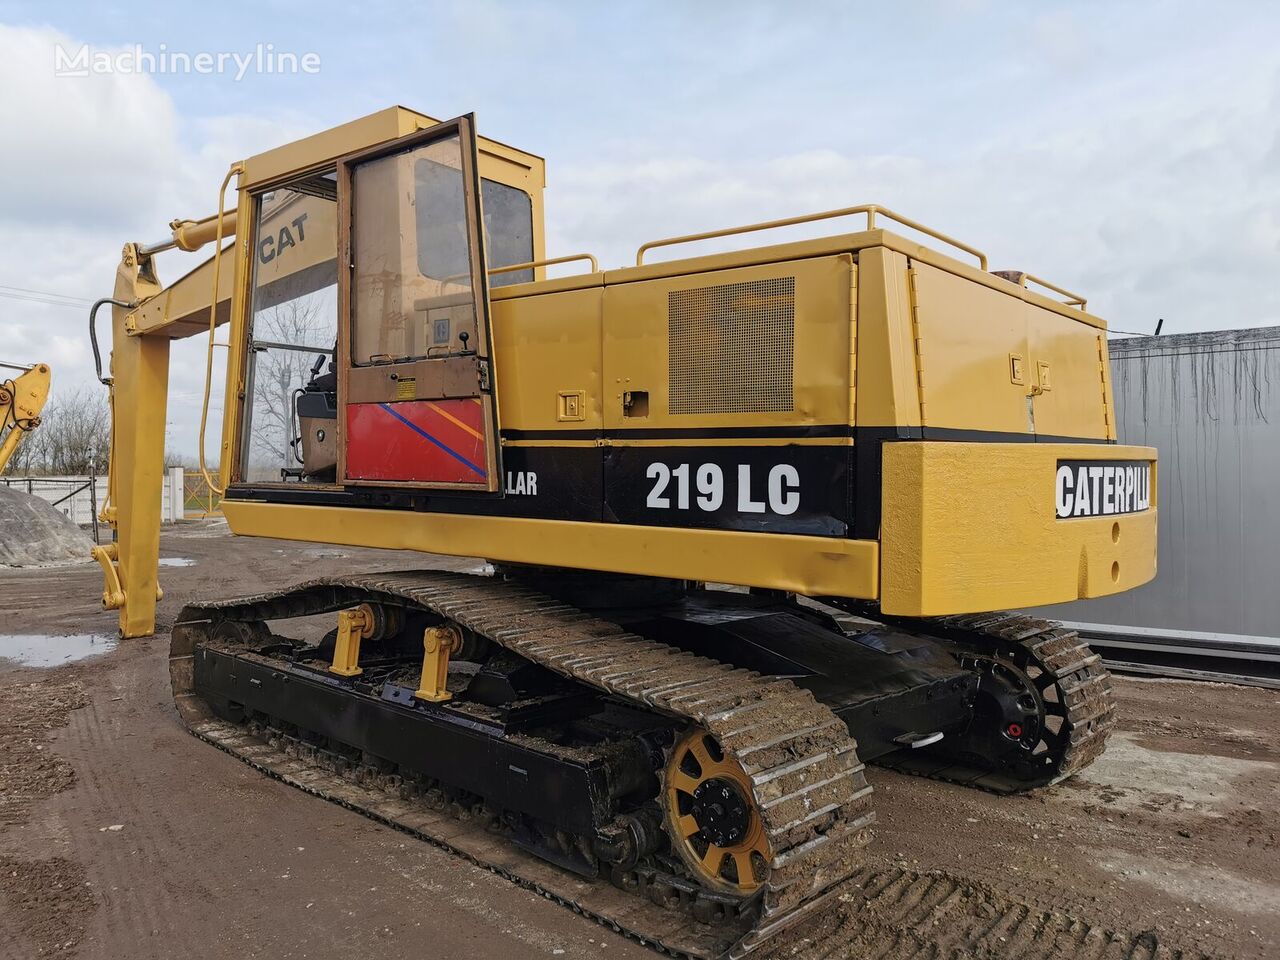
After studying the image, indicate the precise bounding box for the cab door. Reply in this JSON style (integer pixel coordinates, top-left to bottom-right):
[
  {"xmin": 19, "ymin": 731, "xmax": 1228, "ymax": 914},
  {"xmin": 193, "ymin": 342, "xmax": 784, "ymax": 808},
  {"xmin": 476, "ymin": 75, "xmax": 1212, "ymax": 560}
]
[{"xmin": 337, "ymin": 115, "xmax": 503, "ymax": 492}]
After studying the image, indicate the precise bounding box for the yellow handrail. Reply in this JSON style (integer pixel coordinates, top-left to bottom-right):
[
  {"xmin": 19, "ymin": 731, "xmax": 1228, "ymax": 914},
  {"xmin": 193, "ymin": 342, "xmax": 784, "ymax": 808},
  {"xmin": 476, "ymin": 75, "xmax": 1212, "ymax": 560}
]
[
  {"xmin": 198, "ymin": 162, "xmax": 243, "ymax": 498},
  {"xmin": 1010, "ymin": 272, "xmax": 1087, "ymax": 310},
  {"xmin": 635, "ymin": 203, "xmax": 989, "ymax": 271},
  {"xmin": 488, "ymin": 253, "xmax": 599, "ymax": 277}
]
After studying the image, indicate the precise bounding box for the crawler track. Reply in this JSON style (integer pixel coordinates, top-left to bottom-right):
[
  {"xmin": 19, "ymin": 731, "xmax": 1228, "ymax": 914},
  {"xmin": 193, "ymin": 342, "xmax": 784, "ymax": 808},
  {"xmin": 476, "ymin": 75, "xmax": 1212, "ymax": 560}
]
[
  {"xmin": 170, "ymin": 571, "xmax": 877, "ymax": 959},
  {"xmin": 869, "ymin": 612, "xmax": 1116, "ymax": 793}
]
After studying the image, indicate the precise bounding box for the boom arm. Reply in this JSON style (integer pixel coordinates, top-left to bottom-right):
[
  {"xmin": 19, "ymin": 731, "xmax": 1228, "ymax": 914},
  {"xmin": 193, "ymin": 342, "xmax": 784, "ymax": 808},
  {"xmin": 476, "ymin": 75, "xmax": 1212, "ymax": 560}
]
[
  {"xmin": 0, "ymin": 362, "xmax": 51, "ymax": 473},
  {"xmin": 93, "ymin": 213, "xmax": 236, "ymax": 637},
  {"xmin": 93, "ymin": 169, "xmax": 349, "ymax": 634}
]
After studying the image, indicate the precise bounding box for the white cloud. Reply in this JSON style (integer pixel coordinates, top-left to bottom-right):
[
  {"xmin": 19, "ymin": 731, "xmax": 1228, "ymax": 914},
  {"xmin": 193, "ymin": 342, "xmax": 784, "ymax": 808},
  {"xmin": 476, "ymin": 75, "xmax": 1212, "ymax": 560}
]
[
  {"xmin": 0, "ymin": 25, "xmax": 316, "ymax": 462},
  {"xmin": 3, "ymin": 5, "xmax": 1280, "ymax": 467},
  {"xmin": 0, "ymin": 25, "xmax": 180, "ymax": 227},
  {"xmin": 546, "ymin": 46, "xmax": 1280, "ymax": 337}
]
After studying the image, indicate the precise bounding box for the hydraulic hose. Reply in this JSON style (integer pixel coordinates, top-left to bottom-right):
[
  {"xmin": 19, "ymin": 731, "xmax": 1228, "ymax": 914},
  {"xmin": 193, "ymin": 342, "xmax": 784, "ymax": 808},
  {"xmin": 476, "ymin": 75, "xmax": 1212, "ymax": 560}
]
[{"xmin": 88, "ymin": 298, "xmax": 135, "ymax": 385}]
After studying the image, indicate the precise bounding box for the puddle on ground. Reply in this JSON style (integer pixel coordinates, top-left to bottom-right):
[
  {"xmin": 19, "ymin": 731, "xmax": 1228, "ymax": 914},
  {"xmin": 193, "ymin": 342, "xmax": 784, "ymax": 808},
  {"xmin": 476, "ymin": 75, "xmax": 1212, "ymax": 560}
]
[
  {"xmin": 306, "ymin": 549, "xmax": 349, "ymax": 559},
  {"xmin": 159, "ymin": 557, "xmax": 197, "ymax": 567},
  {"xmin": 0, "ymin": 633, "xmax": 117, "ymax": 668}
]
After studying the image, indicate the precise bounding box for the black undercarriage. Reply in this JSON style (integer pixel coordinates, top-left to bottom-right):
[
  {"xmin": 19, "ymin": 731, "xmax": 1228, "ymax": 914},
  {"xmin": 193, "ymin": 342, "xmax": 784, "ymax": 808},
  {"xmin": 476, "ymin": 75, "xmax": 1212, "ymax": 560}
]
[
  {"xmin": 178, "ymin": 570, "xmax": 1113, "ymax": 957},
  {"xmin": 194, "ymin": 581, "xmax": 975, "ymax": 860}
]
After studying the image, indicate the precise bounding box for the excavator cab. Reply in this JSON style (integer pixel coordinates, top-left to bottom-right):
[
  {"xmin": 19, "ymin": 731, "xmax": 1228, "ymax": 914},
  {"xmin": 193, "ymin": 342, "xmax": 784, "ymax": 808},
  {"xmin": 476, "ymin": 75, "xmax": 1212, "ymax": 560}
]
[{"xmin": 244, "ymin": 115, "xmax": 517, "ymax": 490}]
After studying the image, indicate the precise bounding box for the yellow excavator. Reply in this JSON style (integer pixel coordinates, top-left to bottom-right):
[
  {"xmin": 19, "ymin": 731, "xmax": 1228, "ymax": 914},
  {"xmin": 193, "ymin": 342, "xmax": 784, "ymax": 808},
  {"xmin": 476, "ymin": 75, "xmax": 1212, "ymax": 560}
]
[
  {"xmin": 0, "ymin": 361, "xmax": 51, "ymax": 473},
  {"xmin": 92, "ymin": 108, "xmax": 1156, "ymax": 958}
]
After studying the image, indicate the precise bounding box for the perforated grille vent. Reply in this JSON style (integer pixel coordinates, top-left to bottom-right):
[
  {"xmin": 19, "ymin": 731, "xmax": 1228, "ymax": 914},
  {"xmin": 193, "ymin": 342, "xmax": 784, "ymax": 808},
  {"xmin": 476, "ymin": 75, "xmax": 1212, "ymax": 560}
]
[{"xmin": 668, "ymin": 277, "xmax": 795, "ymax": 415}]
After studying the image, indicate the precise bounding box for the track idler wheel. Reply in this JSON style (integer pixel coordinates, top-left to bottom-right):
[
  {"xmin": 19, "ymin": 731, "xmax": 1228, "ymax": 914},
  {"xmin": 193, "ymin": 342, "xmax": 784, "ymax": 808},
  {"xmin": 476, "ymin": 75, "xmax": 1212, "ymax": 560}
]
[
  {"xmin": 890, "ymin": 615, "xmax": 1115, "ymax": 791},
  {"xmin": 954, "ymin": 648, "xmax": 1066, "ymax": 780},
  {"xmin": 663, "ymin": 728, "xmax": 770, "ymax": 896}
]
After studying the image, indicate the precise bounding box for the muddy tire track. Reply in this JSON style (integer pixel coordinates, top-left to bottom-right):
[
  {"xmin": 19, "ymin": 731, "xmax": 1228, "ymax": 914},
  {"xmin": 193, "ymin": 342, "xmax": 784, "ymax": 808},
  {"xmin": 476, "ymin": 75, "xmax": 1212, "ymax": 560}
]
[{"xmin": 765, "ymin": 864, "xmax": 1219, "ymax": 960}]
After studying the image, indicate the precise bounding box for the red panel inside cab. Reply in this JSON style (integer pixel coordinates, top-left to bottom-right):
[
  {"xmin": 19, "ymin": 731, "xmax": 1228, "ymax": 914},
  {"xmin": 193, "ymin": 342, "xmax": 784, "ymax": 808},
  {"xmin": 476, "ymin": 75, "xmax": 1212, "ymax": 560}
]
[{"xmin": 346, "ymin": 399, "xmax": 489, "ymax": 484}]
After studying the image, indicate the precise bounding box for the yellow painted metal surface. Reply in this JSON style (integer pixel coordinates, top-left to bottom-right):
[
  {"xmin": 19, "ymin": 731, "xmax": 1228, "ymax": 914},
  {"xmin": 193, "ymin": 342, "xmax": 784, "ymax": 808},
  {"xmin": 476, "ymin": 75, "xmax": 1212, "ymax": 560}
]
[
  {"xmin": 854, "ymin": 247, "xmax": 921, "ymax": 429},
  {"xmin": 102, "ymin": 247, "xmax": 171, "ymax": 638},
  {"xmin": 1025, "ymin": 316, "xmax": 1114, "ymax": 440},
  {"xmin": 415, "ymin": 625, "xmax": 462, "ymax": 703},
  {"xmin": 129, "ymin": 243, "xmax": 237, "ymax": 339},
  {"xmin": 239, "ymin": 106, "xmax": 545, "ymax": 194},
  {"xmin": 908, "ymin": 260, "xmax": 1032, "ymax": 434},
  {"xmin": 635, "ymin": 203, "xmax": 988, "ymax": 270},
  {"xmin": 167, "ymin": 209, "xmax": 241, "ymax": 253},
  {"xmin": 872, "ymin": 233, "xmax": 1108, "ymax": 332},
  {"xmin": 601, "ymin": 254, "xmax": 853, "ymax": 432},
  {"xmin": 490, "ymin": 281, "xmax": 604, "ymax": 435},
  {"xmin": 490, "ymin": 253, "xmax": 598, "ymax": 279},
  {"xmin": 219, "ymin": 184, "xmax": 256, "ymax": 487},
  {"xmin": 221, "ymin": 500, "xmax": 882, "ymax": 600},
  {"xmin": 904, "ymin": 259, "xmax": 1111, "ymax": 438},
  {"xmin": 998, "ymin": 270, "xmax": 1087, "ymax": 310},
  {"xmin": 329, "ymin": 607, "xmax": 371, "ymax": 677},
  {"xmin": 609, "ymin": 226, "xmax": 1103, "ymax": 332},
  {"xmin": 880, "ymin": 441, "xmax": 1157, "ymax": 616},
  {"xmin": 91, "ymin": 542, "xmax": 125, "ymax": 610}
]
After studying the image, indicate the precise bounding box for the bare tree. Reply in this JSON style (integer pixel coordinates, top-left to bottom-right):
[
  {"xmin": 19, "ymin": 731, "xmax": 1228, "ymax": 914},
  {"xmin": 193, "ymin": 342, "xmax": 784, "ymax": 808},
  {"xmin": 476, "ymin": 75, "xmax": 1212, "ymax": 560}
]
[
  {"xmin": 5, "ymin": 387, "xmax": 111, "ymax": 476},
  {"xmin": 6, "ymin": 407, "xmax": 47, "ymax": 474}
]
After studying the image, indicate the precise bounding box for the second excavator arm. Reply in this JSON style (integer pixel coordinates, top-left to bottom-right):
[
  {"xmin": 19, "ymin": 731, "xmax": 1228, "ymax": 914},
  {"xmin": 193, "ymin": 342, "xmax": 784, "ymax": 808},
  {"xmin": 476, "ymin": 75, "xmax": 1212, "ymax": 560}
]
[{"xmin": 0, "ymin": 361, "xmax": 52, "ymax": 473}]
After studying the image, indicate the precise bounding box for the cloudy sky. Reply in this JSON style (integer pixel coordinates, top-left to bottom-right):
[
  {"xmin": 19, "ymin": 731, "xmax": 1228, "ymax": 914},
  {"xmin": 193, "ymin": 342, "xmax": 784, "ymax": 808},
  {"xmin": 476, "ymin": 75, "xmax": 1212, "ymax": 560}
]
[{"xmin": 1, "ymin": 1, "xmax": 1277, "ymax": 459}]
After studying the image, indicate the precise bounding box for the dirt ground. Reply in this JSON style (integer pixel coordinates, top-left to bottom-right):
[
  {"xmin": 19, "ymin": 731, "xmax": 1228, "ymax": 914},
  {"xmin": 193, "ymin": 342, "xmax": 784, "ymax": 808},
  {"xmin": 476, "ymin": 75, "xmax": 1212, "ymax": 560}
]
[{"xmin": 0, "ymin": 521, "xmax": 1275, "ymax": 959}]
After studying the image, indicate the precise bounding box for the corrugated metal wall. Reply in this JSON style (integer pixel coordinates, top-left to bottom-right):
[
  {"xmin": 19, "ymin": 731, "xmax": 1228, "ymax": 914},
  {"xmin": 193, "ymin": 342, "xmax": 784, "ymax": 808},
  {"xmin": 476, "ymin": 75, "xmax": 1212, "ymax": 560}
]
[{"xmin": 1033, "ymin": 327, "xmax": 1280, "ymax": 641}]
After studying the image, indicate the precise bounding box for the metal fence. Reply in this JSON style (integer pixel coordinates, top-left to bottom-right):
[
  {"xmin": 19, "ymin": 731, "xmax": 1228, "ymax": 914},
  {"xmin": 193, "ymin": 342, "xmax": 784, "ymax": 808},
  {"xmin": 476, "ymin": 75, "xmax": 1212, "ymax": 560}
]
[
  {"xmin": 1032, "ymin": 326, "xmax": 1280, "ymax": 645},
  {"xmin": 2, "ymin": 466, "xmax": 190, "ymax": 534},
  {"xmin": 183, "ymin": 471, "xmax": 222, "ymax": 518}
]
